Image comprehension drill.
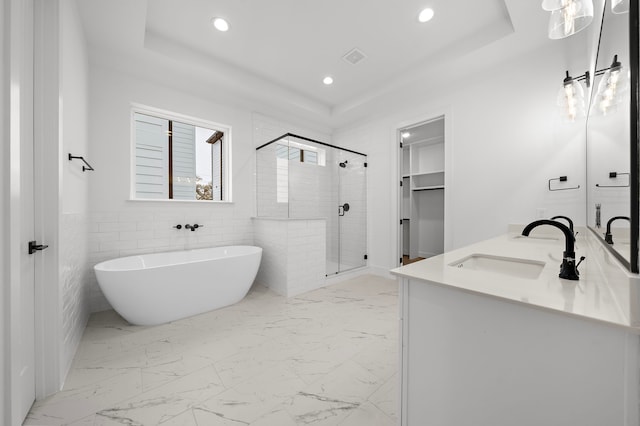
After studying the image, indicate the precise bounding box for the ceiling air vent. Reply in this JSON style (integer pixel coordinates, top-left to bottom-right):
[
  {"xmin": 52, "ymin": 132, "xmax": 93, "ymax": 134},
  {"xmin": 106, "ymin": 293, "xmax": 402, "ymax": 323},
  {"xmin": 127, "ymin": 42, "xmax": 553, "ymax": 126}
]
[{"xmin": 342, "ymin": 48, "xmax": 367, "ymax": 65}]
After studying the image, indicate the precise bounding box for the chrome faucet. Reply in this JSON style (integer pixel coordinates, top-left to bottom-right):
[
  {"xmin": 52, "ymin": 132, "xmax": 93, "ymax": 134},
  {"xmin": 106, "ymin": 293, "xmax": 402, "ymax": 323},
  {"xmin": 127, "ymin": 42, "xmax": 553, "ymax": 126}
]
[
  {"xmin": 604, "ymin": 216, "xmax": 630, "ymax": 244},
  {"xmin": 550, "ymin": 215, "xmax": 574, "ymax": 234},
  {"xmin": 184, "ymin": 224, "xmax": 202, "ymax": 232},
  {"xmin": 522, "ymin": 219, "xmax": 580, "ymax": 281}
]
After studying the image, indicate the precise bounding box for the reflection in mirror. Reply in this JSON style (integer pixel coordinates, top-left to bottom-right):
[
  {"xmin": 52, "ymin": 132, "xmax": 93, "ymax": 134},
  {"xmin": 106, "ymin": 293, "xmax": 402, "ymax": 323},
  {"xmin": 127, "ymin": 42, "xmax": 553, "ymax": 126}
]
[
  {"xmin": 133, "ymin": 111, "xmax": 227, "ymax": 201},
  {"xmin": 586, "ymin": 0, "xmax": 632, "ymax": 267}
]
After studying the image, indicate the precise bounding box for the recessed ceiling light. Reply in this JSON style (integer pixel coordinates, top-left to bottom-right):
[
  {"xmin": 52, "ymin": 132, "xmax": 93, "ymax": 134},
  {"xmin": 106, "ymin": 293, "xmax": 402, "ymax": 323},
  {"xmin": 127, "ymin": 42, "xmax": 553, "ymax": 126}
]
[
  {"xmin": 323, "ymin": 76, "xmax": 334, "ymax": 85},
  {"xmin": 402, "ymin": 132, "xmax": 411, "ymax": 138},
  {"xmin": 418, "ymin": 8, "xmax": 434, "ymax": 23},
  {"xmin": 211, "ymin": 17, "xmax": 230, "ymax": 32}
]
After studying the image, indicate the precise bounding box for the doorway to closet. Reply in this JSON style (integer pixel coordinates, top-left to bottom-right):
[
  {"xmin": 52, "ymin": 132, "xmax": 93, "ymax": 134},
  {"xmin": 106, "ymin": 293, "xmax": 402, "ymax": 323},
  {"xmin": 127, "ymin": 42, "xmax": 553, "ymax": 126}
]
[{"xmin": 399, "ymin": 116, "xmax": 445, "ymax": 265}]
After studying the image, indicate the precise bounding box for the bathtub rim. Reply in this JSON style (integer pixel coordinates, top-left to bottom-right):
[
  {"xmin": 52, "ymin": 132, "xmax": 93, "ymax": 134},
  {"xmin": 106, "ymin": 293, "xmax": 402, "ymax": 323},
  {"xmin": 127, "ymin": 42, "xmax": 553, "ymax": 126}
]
[{"xmin": 94, "ymin": 245, "xmax": 262, "ymax": 273}]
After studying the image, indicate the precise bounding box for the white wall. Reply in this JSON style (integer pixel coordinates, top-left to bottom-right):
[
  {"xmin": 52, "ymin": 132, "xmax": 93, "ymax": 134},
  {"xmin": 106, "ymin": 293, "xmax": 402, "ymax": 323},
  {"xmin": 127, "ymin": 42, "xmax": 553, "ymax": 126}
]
[
  {"xmin": 85, "ymin": 67, "xmax": 329, "ymax": 311},
  {"xmin": 333, "ymin": 41, "xmax": 588, "ymax": 273},
  {"xmin": 86, "ymin": 65, "xmax": 254, "ymax": 311},
  {"xmin": 59, "ymin": 0, "xmax": 91, "ymax": 383}
]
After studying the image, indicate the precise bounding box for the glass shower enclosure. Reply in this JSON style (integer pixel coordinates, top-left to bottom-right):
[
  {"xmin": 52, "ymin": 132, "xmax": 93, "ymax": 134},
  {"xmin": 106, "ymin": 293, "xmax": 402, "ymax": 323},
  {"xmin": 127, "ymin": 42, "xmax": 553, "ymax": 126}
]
[{"xmin": 256, "ymin": 133, "xmax": 367, "ymax": 275}]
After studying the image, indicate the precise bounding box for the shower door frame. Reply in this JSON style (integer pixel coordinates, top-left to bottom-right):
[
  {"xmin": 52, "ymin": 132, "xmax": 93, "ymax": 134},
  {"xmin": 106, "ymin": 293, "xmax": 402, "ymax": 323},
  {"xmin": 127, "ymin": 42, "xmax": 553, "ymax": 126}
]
[
  {"xmin": 255, "ymin": 133, "xmax": 368, "ymax": 276},
  {"xmin": 336, "ymin": 152, "xmax": 368, "ymax": 275}
]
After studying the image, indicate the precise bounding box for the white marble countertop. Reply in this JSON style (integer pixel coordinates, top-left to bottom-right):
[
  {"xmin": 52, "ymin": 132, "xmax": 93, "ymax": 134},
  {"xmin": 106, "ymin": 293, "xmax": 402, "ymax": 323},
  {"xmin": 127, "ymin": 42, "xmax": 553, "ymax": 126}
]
[{"xmin": 391, "ymin": 225, "xmax": 640, "ymax": 332}]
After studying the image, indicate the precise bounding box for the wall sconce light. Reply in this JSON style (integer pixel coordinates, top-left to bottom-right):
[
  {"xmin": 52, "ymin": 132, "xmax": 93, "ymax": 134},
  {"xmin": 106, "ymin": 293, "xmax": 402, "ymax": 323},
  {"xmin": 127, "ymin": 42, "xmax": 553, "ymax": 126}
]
[
  {"xmin": 542, "ymin": 0, "xmax": 594, "ymax": 39},
  {"xmin": 593, "ymin": 55, "xmax": 629, "ymax": 115},
  {"xmin": 612, "ymin": 0, "xmax": 629, "ymax": 14},
  {"xmin": 558, "ymin": 70, "xmax": 589, "ymax": 121}
]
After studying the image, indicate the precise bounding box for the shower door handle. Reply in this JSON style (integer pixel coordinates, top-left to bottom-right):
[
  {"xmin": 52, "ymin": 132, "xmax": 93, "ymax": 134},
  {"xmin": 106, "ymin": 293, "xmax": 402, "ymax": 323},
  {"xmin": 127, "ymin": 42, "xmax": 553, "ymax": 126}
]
[{"xmin": 339, "ymin": 203, "xmax": 350, "ymax": 216}]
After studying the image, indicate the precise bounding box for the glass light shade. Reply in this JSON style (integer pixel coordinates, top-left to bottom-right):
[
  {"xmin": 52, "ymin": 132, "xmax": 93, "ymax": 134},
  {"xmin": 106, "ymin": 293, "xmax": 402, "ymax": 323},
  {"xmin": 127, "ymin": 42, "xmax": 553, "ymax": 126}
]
[
  {"xmin": 542, "ymin": 0, "xmax": 568, "ymax": 11},
  {"xmin": 211, "ymin": 17, "xmax": 229, "ymax": 32},
  {"xmin": 547, "ymin": 0, "xmax": 594, "ymax": 39},
  {"xmin": 612, "ymin": 0, "xmax": 629, "ymax": 14},
  {"xmin": 557, "ymin": 79, "xmax": 585, "ymax": 121},
  {"xmin": 593, "ymin": 67, "xmax": 629, "ymax": 115},
  {"xmin": 418, "ymin": 8, "xmax": 435, "ymax": 23}
]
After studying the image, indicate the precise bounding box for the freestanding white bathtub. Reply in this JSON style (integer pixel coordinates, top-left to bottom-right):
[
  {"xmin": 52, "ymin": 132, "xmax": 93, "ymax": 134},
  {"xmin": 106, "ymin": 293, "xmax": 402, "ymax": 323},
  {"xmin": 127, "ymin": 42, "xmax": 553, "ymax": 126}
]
[{"xmin": 94, "ymin": 245, "xmax": 262, "ymax": 326}]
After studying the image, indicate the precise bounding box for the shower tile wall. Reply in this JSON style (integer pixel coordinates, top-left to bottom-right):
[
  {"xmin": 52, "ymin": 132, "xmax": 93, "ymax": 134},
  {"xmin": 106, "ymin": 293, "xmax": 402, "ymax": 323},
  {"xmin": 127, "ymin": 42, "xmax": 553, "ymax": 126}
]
[
  {"xmin": 255, "ymin": 143, "xmax": 288, "ymax": 217},
  {"xmin": 61, "ymin": 213, "xmax": 91, "ymax": 375},
  {"xmin": 253, "ymin": 218, "xmax": 326, "ymax": 297},
  {"xmin": 288, "ymin": 154, "xmax": 333, "ymax": 218},
  {"xmin": 86, "ymin": 210, "xmax": 253, "ymax": 312},
  {"xmin": 253, "ymin": 113, "xmax": 332, "ymax": 219}
]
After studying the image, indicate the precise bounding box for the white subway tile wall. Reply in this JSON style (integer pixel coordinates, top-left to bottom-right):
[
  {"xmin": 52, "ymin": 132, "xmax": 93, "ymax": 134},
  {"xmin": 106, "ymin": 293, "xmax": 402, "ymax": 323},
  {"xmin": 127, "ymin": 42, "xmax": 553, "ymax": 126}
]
[
  {"xmin": 83, "ymin": 114, "xmax": 333, "ymax": 313},
  {"xmin": 86, "ymin": 209, "xmax": 254, "ymax": 312},
  {"xmin": 256, "ymin": 143, "xmax": 288, "ymax": 217},
  {"xmin": 61, "ymin": 213, "xmax": 91, "ymax": 375},
  {"xmin": 253, "ymin": 219, "xmax": 288, "ymax": 295},
  {"xmin": 286, "ymin": 220, "xmax": 326, "ymax": 296},
  {"xmin": 253, "ymin": 113, "xmax": 332, "ymax": 219},
  {"xmin": 253, "ymin": 218, "xmax": 326, "ymax": 297}
]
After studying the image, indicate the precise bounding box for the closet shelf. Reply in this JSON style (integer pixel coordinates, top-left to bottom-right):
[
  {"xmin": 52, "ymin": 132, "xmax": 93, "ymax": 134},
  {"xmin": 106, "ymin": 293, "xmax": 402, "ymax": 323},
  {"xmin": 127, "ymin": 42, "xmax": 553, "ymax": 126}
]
[
  {"xmin": 413, "ymin": 185, "xmax": 445, "ymax": 191},
  {"xmin": 412, "ymin": 170, "xmax": 444, "ymax": 177}
]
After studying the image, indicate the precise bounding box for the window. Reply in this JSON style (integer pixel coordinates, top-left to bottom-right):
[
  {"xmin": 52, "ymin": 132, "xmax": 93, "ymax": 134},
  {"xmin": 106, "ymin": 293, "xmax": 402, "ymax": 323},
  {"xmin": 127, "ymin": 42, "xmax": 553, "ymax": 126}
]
[{"xmin": 132, "ymin": 108, "xmax": 230, "ymax": 201}]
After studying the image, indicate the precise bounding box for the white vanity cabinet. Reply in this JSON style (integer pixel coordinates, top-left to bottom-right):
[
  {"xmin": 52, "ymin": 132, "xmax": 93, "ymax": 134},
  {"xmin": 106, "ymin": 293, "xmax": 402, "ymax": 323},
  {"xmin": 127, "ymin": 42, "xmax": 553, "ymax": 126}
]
[{"xmin": 393, "ymin": 232, "xmax": 640, "ymax": 426}]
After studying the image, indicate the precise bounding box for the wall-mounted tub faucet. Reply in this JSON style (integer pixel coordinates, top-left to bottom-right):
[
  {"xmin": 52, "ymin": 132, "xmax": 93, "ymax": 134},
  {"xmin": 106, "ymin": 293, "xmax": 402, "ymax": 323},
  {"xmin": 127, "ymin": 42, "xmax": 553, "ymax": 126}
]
[
  {"xmin": 550, "ymin": 215, "xmax": 574, "ymax": 234},
  {"xmin": 173, "ymin": 224, "xmax": 182, "ymax": 229},
  {"xmin": 185, "ymin": 224, "xmax": 203, "ymax": 231},
  {"xmin": 604, "ymin": 216, "xmax": 630, "ymax": 244},
  {"xmin": 522, "ymin": 219, "xmax": 580, "ymax": 281}
]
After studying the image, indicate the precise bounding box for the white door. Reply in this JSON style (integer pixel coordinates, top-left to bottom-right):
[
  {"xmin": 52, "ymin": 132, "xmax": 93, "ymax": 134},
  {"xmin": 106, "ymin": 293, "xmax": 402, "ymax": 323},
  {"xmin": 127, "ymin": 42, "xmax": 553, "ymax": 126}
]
[
  {"xmin": 16, "ymin": 0, "xmax": 37, "ymax": 420},
  {"xmin": 18, "ymin": 119, "xmax": 36, "ymax": 422}
]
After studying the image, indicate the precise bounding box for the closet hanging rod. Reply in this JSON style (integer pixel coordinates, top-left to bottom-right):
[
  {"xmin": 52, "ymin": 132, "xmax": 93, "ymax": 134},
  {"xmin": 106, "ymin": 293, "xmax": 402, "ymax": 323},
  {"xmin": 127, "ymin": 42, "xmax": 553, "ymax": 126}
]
[
  {"xmin": 68, "ymin": 153, "xmax": 95, "ymax": 172},
  {"xmin": 548, "ymin": 176, "xmax": 579, "ymax": 191},
  {"xmin": 413, "ymin": 186, "xmax": 444, "ymax": 191}
]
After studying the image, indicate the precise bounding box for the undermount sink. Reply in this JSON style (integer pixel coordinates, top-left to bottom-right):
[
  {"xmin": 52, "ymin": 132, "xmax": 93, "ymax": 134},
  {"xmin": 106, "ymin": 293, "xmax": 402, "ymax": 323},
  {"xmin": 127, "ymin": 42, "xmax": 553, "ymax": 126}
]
[{"xmin": 449, "ymin": 254, "xmax": 545, "ymax": 280}]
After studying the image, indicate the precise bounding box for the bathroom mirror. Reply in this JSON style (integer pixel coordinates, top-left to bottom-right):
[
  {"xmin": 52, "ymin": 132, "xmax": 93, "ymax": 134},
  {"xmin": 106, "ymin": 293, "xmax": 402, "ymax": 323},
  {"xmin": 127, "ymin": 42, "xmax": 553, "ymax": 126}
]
[{"xmin": 586, "ymin": 0, "xmax": 638, "ymax": 272}]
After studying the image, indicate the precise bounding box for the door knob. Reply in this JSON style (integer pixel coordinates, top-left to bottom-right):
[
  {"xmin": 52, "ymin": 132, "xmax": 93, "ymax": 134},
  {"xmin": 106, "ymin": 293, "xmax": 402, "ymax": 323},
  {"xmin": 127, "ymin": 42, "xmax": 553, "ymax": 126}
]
[{"xmin": 28, "ymin": 241, "xmax": 49, "ymax": 255}]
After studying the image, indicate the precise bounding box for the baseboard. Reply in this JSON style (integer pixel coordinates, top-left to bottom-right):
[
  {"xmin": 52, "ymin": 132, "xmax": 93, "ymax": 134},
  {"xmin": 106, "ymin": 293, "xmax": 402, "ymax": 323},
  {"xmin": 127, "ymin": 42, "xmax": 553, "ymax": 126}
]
[{"xmin": 324, "ymin": 265, "xmax": 396, "ymax": 285}]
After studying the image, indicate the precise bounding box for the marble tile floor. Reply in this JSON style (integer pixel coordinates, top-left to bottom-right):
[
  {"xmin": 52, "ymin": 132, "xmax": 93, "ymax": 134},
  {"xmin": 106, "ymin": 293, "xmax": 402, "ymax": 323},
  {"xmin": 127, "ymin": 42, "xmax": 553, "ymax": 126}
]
[{"xmin": 25, "ymin": 275, "xmax": 399, "ymax": 426}]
